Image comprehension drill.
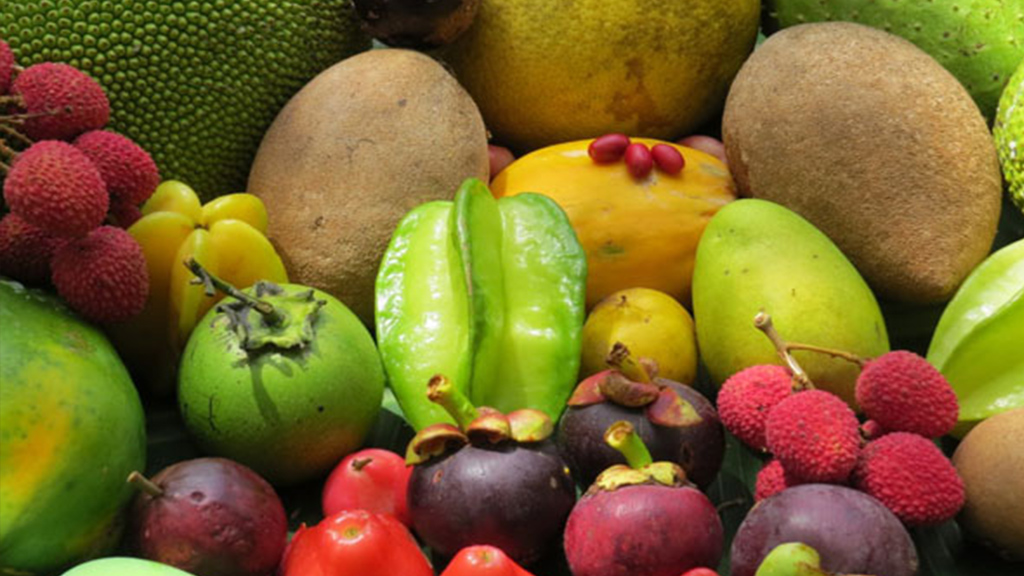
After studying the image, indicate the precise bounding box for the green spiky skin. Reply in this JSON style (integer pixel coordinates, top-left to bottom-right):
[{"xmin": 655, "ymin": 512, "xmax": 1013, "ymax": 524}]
[
  {"xmin": 1, "ymin": 1, "xmax": 370, "ymax": 200},
  {"xmin": 764, "ymin": 0, "xmax": 1024, "ymax": 122},
  {"xmin": 994, "ymin": 60, "xmax": 1024, "ymax": 216}
]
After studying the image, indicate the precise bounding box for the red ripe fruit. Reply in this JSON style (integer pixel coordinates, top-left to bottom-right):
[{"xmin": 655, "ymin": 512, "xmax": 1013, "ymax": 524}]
[
  {"xmin": 50, "ymin": 226, "xmax": 149, "ymax": 324},
  {"xmin": 680, "ymin": 568, "xmax": 720, "ymax": 576},
  {"xmin": 652, "ymin": 143, "xmax": 685, "ymax": 175},
  {"xmin": 765, "ymin": 390, "xmax": 861, "ymax": 483},
  {"xmin": 588, "ymin": 133, "xmax": 631, "ymax": 164},
  {"xmin": 624, "ymin": 142, "xmax": 654, "ymax": 179},
  {"xmin": 0, "ymin": 213, "xmax": 65, "ymax": 285},
  {"xmin": 852, "ymin": 432, "xmax": 965, "ymax": 526},
  {"xmin": 856, "ymin": 350, "xmax": 958, "ymax": 439},
  {"xmin": 3, "ymin": 140, "xmax": 109, "ymax": 238},
  {"xmin": 717, "ymin": 365, "xmax": 794, "ymax": 452},
  {"xmin": 322, "ymin": 448, "xmax": 413, "ymax": 526},
  {"xmin": 74, "ymin": 130, "xmax": 160, "ymax": 205},
  {"xmin": 11, "ymin": 62, "xmax": 110, "ymax": 140},
  {"xmin": 754, "ymin": 459, "xmax": 803, "ymax": 502},
  {"xmin": 0, "ymin": 39, "xmax": 14, "ymax": 95},
  {"xmin": 108, "ymin": 198, "xmax": 144, "ymax": 229}
]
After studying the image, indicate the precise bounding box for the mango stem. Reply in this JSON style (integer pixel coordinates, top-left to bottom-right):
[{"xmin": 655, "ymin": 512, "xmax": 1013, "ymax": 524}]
[
  {"xmin": 127, "ymin": 471, "xmax": 164, "ymax": 498},
  {"xmin": 754, "ymin": 312, "xmax": 815, "ymax": 391},
  {"xmin": 427, "ymin": 374, "xmax": 480, "ymax": 430},
  {"xmin": 605, "ymin": 421, "xmax": 653, "ymax": 469},
  {"xmin": 185, "ymin": 257, "xmax": 282, "ymax": 325}
]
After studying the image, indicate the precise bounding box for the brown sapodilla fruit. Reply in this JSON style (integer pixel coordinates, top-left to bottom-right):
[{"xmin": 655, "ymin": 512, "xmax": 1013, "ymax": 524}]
[
  {"xmin": 722, "ymin": 22, "xmax": 1001, "ymax": 304},
  {"xmin": 248, "ymin": 48, "xmax": 489, "ymax": 325}
]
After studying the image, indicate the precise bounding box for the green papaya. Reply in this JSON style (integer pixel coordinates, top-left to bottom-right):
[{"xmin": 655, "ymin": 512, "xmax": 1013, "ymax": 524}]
[
  {"xmin": 928, "ymin": 238, "xmax": 1024, "ymax": 436},
  {"xmin": 0, "ymin": 279, "xmax": 147, "ymax": 575},
  {"xmin": 376, "ymin": 178, "xmax": 587, "ymax": 430}
]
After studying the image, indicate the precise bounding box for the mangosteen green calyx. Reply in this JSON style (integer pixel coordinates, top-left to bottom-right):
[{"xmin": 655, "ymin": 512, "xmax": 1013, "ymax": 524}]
[
  {"xmin": 563, "ymin": 421, "xmax": 724, "ymax": 576},
  {"xmin": 558, "ymin": 343, "xmax": 724, "ymax": 489},
  {"xmin": 405, "ymin": 374, "xmax": 576, "ymax": 566},
  {"xmin": 177, "ymin": 259, "xmax": 385, "ymax": 487}
]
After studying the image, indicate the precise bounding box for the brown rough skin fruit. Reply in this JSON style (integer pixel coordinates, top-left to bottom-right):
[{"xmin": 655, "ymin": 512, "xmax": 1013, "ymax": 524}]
[
  {"xmin": 952, "ymin": 407, "xmax": 1024, "ymax": 561},
  {"xmin": 722, "ymin": 22, "xmax": 1002, "ymax": 304},
  {"xmin": 248, "ymin": 48, "xmax": 490, "ymax": 325}
]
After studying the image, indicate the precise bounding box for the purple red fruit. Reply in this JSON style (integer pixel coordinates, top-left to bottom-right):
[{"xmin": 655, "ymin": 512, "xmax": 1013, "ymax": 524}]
[
  {"xmin": 10, "ymin": 62, "xmax": 110, "ymax": 140},
  {"xmin": 588, "ymin": 133, "xmax": 631, "ymax": 164},
  {"xmin": 624, "ymin": 142, "xmax": 654, "ymax": 179},
  {"xmin": 651, "ymin": 144, "xmax": 685, "ymax": 175}
]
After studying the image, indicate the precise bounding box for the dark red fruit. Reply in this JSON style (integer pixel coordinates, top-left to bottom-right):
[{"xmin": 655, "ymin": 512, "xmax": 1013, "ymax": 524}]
[
  {"xmin": 0, "ymin": 213, "xmax": 64, "ymax": 285},
  {"xmin": 557, "ymin": 379, "xmax": 723, "ymax": 489},
  {"xmin": 489, "ymin": 144, "xmax": 515, "ymax": 180},
  {"xmin": 353, "ymin": 0, "xmax": 481, "ymax": 48},
  {"xmin": 0, "ymin": 39, "xmax": 14, "ymax": 95},
  {"xmin": 651, "ymin": 144, "xmax": 685, "ymax": 175},
  {"xmin": 730, "ymin": 484, "xmax": 918, "ymax": 576},
  {"xmin": 322, "ymin": 448, "xmax": 412, "ymax": 526},
  {"xmin": 624, "ymin": 142, "xmax": 654, "ymax": 179},
  {"xmin": 10, "ymin": 62, "xmax": 109, "ymax": 140},
  {"xmin": 128, "ymin": 457, "xmax": 288, "ymax": 576},
  {"xmin": 588, "ymin": 134, "xmax": 631, "ymax": 164}
]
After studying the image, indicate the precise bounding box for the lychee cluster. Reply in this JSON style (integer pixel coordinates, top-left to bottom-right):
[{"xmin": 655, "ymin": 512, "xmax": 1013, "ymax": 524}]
[
  {"xmin": 1, "ymin": 38, "xmax": 157, "ymax": 324},
  {"xmin": 719, "ymin": 314, "xmax": 965, "ymax": 527}
]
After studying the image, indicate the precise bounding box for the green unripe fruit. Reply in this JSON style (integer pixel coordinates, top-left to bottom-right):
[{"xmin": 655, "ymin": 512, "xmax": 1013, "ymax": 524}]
[
  {"xmin": 995, "ymin": 60, "xmax": 1024, "ymax": 216},
  {"xmin": 178, "ymin": 278, "xmax": 385, "ymax": 486}
]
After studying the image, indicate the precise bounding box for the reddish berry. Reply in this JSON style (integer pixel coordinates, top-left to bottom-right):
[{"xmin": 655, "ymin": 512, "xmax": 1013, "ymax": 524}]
[
  {"xmin": 0, "ymin": 214, "xmax": 65, "ymax": 285},
  {"xmin": 755, "ymin": 459, "xmax": 804, "ymax": 502},
  {"xmin": 624, "ymin": 142, "xmax": 653, "ymax": 179},
  {"xmin": 852, "ymin": 432, "xmax": 965, "ymax": 526},
  {"xmin": 677, "ymin": 135, "xmax": 727, "ymax": 166},
  {"xmin": 3, "ymin": 140, "xmax": 109, "ymax": 238},
  {"xmin": 74, "ymin": 130, "xmax": 160, "ymax": 205},
  {"xmin": 11, "ymin": 63, "xmax": 110, "ymax": 140},
  {"xmin": 51, "ymin": 226, "xmax": 149, "ymax": 324},
  {"xmin": 322, "ymin": 448, "xmax": 413, "ymax": 526},
  {"xmin": 588, "ymin": 133, "xmax": 631, "ymax": 163},
  {"xmin": 488, "ymin": 144, "xmax": 515, "ymax": 181},
  {"xmin": 680, "ymin": 569, "xmax": 721, "ymax": 576},
  {"xmin": 717, "ymin": 365, "xmax": 794, "ymax": 452},
  {"xmin": 652, "ymin": 143, "xmax": 685, "ymax": 175},
  {"xmin": 0, "ymin": 39, "xmax": 14, "ymax": 95},
  {"xmin": 108, "ymin": 198, "xmax": 143, "ymax": 229},
  {"xmin": 856, "ymin": 350, "xmax": 959, "ymax": 439},
  {"xmin": 766, "ymin": 390, "xmax": 861, "ymax": 483}
]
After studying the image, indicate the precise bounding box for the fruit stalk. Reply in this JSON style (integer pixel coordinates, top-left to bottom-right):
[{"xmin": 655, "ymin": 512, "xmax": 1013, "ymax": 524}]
[
  {"xmin": 184, "ymin": 256, "xmax": 281, "ymax": 325},
  {"xmin": 604, "ymin": 421, "xmax": 654, "ymax": 469},
  {"xmin": 428, "ymin": 374, "xmax": 481, "ymax": 429},
  {"xmin": 127, "ymin": 471, "xmax": 165, "ymax": 498},
  {"xmin": 754, "ymin": 312, "xmax": 813, "ymax": 390}
]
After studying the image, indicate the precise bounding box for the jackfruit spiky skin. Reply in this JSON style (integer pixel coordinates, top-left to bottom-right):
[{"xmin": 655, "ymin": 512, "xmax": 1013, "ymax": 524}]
[
  {"xmin": 764, "ymin": 0, "xmax": 1024, "ymax": 122},
  {"xmin": 994, "ymin": 60, "xmax": 1024, "ymax": 216},
  {"xmin": 1, "ymin": 1, "xmax": 370, "ymax": 201}
]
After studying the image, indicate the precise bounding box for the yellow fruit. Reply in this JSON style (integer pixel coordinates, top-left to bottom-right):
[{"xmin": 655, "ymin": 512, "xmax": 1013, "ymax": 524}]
[
  {"xmin": 580, "ymin": 287, "xmax": 698, "ymax": 384},
  {"xmin": 491, "ymin": 138, "xmax": 736, "ymax": 308},
  {"xmin": 443, "ymin": 0, "xmax": 760, "ymax": 151}
]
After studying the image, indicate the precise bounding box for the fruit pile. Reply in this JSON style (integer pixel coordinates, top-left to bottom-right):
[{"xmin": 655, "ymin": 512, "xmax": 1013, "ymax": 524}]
[
  {"xmin": 1, "ymin": 2, "xmax": 1023, "ymax": 576},
  {"xmin": 1, "ymin": 41, "xmax": 158, "ymax": 323}
]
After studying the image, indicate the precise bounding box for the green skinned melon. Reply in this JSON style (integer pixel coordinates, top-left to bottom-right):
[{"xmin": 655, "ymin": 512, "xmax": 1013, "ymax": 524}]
[
  {"xmin": 764, "ymin": 0, "xmax": 1024, "ymax": 121},
  {"xmin": 1, "ymin": 1, "xmax": 370, "ymax": 200},
  {"xmin": 0, "ymin": 280, "xmax": 147, "ymax": 575}
]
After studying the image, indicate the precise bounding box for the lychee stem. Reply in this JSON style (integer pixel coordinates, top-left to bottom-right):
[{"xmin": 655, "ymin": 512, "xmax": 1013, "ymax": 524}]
[
  {"xmin": 0, "ymin": 123, "xmax": 33, "ymax": 146},
  {"xmin": 754, "ymin": 312, "xmax": 814, "ymax": 391},
  {"xmin": 0, "ymin": 139, "xmax": 15, "ymax": 159},
  {"xmin": 184, "ymin": 257, "xmax": 282, "ymax": 325},
  {"xmin": 605, "ymin": 420, "xmax": 654, "ymax": 469},
  {"xmin": 127, "ymin": 470, "xmax": 164, "ymax": 498},
  {"xmin": 427, "ymin": 374, "xmax": 480, "ymax": 430},
  {"xmin": 783, "ymin": 342, "xmax": 868, "ymax": 367},
  {"xmin": 606, "ymin": 342, "xmax": 655, "ymax": 383}
]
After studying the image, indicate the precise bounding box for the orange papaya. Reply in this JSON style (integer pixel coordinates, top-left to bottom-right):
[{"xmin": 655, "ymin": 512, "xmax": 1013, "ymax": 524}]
[{"xmin": 0, "ymin": 279, "xmax": 147, "ymax": 575}]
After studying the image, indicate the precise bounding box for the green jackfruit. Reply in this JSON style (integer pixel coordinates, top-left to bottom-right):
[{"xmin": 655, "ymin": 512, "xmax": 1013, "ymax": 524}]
[
  {"xmin": 1, "ymin": 1, "xmax": 370, "ymax": 200},
  {"xmin": 764, "ymin": 0, "xmax": 1024, "ymax": 122}
]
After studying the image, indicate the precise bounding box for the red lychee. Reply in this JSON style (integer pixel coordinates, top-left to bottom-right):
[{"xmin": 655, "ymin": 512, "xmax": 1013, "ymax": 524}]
[
  {"xmin": 0, "ymin": 213, "xmax": 65, "ymax": 285},
  {"xmin": 3, "ymin": 140, "xmax": 109, "ymax": 237},
  {"xmin": 74, "ymin": 130, "xmax": 160, "ymax": 205},
  {"xmin": 852, "ymin": 432, "xmax": 965, "ymax": 527},
  {"xmin": 716, "ymin": 364, "xmax": 794, "ymax": 452},
  {"xmin": 10, "ymin": 62, "xmax": 110, "ymax": 140},
  {"xmin": 765, "ymin": 390, "xmax": 861, "ymax": 483},
  {"xmin": 856, "ymin": 351, "xmax": 958, "ymax": 439},
  {"xmin": 754, "ymin": 459, "xmax": 804, "ymax": 502},
  {"xmin": 0, "ymin": 39, "xmax": 14, "ymax": 95},
  {"xmin": 51, "ymin": 226, "xmax": 149, "ymax": 324},
  {"xmin": 108, "ymin": 198, "xmax": 143, "ymax": 229}
]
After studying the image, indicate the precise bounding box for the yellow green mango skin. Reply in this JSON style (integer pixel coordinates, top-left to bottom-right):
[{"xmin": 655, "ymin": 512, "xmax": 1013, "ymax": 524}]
[
  {"xmin": 693, "ymin": 199, "xmax": 890, "ymax": 406},
  {"xmin": 0, "ymin": 280, "xmax": 147, "ymax": 575}
]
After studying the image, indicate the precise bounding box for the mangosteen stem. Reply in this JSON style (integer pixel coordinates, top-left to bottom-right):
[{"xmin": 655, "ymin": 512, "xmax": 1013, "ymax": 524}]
[
  {"xmin": 606, "ymin": 342, "xmax": 654, "ymax": 383},
  {"xmin": 783, "ymin": 342, "xmax": 868, "ymax": 367},
  {"xmin": 604, "ymin": 421, "xmax": 653, "ymax": 469},
  {"xmin": 184, "ymin": 257, "xmax": 282, "ymax": 325},
  {"xmin": 754, "ymin": 312, "xmax": 814, "ymax": 391},
  {"xmin": 127, "ymin": 471, "xmax": 165, "ymax": 498},
  {"xmin": 427, "ymin": 374, "xmax": 479, "ymax": 430}
]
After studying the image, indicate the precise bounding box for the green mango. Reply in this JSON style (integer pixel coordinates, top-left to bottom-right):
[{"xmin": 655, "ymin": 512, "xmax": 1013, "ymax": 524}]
[
  {"xmin": 61, "ymin": 557, "xmax": 195, "ymax": 575},
  {"xmin": 376, "ymin": 178, "xmax": 587, "ymax": 430},
  {"xmin": 927, "ymin": 239, "xmax": 1024, "ymax": 436},
  {"xmin": 692, "ymin": 199, "xmax": 889, "ymax": 405},
  {"xmin": 0, "ymin": 280, "xmax": 147, "ymax": 575}
]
